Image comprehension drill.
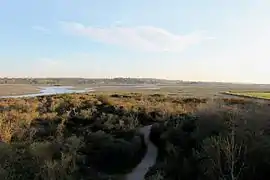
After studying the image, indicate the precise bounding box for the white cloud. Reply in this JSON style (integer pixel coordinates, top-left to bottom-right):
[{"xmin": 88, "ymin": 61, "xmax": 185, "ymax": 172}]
[
  {"xmin": 32, "ymin": 25, "xmax": 50, "ymax": 34},
  {"xmin": 61, "ymin": 21, "xmax": 214, "ymax": 52}
]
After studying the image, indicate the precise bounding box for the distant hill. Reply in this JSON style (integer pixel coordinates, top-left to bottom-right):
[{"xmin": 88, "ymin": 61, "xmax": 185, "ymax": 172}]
[
  {"xmin": 1, "ymin": 77, "xmax": 268, "ymax": 87},
  {"xmin": 0, "ymin": 77, "xmax": 185, "ymax": 85}
]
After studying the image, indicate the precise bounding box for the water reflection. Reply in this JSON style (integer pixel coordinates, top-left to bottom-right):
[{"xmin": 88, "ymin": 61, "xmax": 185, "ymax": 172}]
[
  {"xmin": 0, "ymin": 86, "xmax": 93, "ymax": 99},
  {"xmin": 0, "ymin": 85, "xmax": 161, "ymax": 99}
]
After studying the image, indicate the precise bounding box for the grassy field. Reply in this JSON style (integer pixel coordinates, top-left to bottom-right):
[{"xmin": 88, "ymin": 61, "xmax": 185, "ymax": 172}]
[
  {"xmin": 224, "ymin": 91, "xmax": 270, "ymax": 100},
  {"xmin": 0, "ymin": 91, "xmax": 270, "ymax": 179}
]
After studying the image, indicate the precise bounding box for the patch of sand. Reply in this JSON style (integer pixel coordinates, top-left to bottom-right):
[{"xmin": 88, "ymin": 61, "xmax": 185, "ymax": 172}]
[{"xmin": 0, "ymin": 84, "xmax": 40, "ymax": 96}]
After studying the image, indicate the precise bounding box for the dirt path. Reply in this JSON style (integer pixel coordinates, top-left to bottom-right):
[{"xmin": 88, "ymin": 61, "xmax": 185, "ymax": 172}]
[{"xmin": 125, "ymin": 125, "xmax": 158, "ymax": 180}]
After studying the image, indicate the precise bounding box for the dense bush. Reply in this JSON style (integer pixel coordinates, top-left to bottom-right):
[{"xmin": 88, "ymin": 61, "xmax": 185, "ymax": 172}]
[
  {"xmin": 0, "ymin": 93, "xmax": 154, "ymax": 179},
  {"xmin": 147, "ymin": 100, "xmax": 270, "ymax": 180}
]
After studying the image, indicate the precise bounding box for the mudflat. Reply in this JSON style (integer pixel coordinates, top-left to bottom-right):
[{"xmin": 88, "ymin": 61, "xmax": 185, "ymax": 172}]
[{"xmin": 0, "ymin": 84, "xmax": 40, "ymax": 96}]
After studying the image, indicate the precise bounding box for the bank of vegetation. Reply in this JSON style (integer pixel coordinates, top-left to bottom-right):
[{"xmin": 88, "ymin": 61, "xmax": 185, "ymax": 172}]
[{"xmin": 223, "ymin": 91, "xmax": 270, "ymax": 100}]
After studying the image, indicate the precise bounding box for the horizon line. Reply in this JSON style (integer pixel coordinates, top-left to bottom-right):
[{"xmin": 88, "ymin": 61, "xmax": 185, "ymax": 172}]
[{"xmin": 0, "ymin": 76, "xmax": 267, "ymax": 85}]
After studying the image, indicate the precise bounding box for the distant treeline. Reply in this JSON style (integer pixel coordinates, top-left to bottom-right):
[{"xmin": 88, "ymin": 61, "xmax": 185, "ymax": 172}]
[{"xmin": 0, "ymin": 77, "xmax": 188, "ymax": 85}]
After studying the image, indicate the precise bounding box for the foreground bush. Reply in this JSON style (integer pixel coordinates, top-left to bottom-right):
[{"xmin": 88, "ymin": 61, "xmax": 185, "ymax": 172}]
[
  {"xmin": 0, "ymin": 94, "xmax": 153, "ymax": 179},
  {"xmin": 147, "ymin": 101, "xmax": 270, "ymax": 180}
]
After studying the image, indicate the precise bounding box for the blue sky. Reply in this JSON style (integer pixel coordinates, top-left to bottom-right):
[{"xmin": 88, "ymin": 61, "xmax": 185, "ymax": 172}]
[{"xmin": 0, "ymin": 0, "xmax": 270, "ymax": 83}]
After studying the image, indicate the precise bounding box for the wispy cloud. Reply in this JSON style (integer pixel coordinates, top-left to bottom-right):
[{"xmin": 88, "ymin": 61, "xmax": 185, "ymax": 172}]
[
  {"xmin": 60, "ymin": 21, "xmax": 214, "ymax": 52},
  {"xmin": 32, "ymin": 25, "xmax": 50, "ymax": 34}
]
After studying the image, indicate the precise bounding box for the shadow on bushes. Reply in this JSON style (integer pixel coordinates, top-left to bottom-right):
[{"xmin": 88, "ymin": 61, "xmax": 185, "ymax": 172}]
[{"xmin": 80, "ymin": 131, "xmax": 146, "ymax": 174}]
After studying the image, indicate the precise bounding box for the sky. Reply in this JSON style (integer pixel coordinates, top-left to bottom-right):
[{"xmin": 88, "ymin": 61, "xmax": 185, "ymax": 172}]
[{"xmin": 0, "ymin": 0, "xmax": 270, "ymax": 83}]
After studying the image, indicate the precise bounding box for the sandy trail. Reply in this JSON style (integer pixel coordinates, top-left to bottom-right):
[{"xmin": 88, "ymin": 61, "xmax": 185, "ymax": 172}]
[{"xmin": 125, "ymin": 125, "xmax": 158, "ymax": 180}]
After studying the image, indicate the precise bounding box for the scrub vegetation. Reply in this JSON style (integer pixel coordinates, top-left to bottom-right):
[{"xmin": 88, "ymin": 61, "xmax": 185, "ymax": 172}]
[{"xmin": 0, "ymin": 92, "xmax": 269, "ymax": 180}]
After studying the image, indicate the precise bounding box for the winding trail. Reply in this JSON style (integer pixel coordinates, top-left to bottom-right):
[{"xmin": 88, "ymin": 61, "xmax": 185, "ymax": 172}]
[{"xmin": 125, "ymin": 125, "xmax": 158, "ymax": 180}]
